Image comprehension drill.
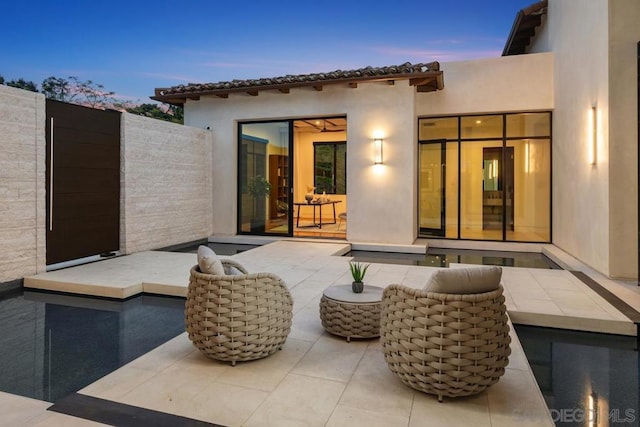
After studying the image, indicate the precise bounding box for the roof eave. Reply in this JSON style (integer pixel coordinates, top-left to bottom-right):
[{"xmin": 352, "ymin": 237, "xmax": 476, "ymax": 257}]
[
  {"xmin": 152, "ymin": 69, "xmax": 444, "ymax": 105},
  {"xmin": 502, "ymin": 0, "xmax": 548, "ymax": 56}
]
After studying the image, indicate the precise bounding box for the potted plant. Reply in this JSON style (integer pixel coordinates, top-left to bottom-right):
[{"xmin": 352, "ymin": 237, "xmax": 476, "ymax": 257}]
[
  {"xmin": 349, "ymin": 261, "xmax": 369, "ymax": 293},
  {"xmin": 247, "ymin": 175, "xmax": 272, "ymax": 233}
]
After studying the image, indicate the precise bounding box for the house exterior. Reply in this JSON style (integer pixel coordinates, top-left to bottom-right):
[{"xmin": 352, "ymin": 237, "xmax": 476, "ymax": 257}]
[{"xmin": 152, "ymin": 0, "xmax": 640, "ymax": 280}]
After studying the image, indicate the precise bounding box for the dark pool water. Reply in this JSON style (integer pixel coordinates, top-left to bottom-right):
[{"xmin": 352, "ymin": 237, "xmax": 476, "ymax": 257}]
[
  {"xmin": 514, "ymin": 325, "xmax": 639, "ymax": 426},
  {"xmin": 347, "ymin": 248, "xmax": 562, "ymax": 269},
  {"xmin": 172, "ymin": 242, "xmax": 260, "ymax": 255},
  {"xmin": 0, "ymin": 290, "xmax": 185, "ymax": 403}
]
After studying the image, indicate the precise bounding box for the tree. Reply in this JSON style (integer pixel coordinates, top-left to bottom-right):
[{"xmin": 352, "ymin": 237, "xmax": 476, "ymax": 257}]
[
  {"xmin": 41, "ymin": 76, "xmax": 73, "ymax": 102},
  {"xmin": 3, "ymin": 72, "xmax": 182, "ymax": 124},
  {"xmin": 126, "ymin": 103, "xmax": 184, "ymax": 124},
  {"xmin": 73, "ymin": 77, "xmax": 116, "ymax": 109},
  {"xmin": 41, "ymin": 76, "xmax": 120, "ymax": 109},
  {"xmin": 7, "ymin": 78, "xmax": 38, "ymax": 92}
]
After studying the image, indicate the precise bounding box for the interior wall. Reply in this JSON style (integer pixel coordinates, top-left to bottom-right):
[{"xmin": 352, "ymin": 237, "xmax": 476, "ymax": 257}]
[
  {"xmin": 0, "ymin": 85, "xmax": 46, "ymax": 284},
  {"xmin": 186, "ymin": 80, "xmax": 417, "ymax": 244},
  {"xmin": 294, "ymin": 129, "xmax": 347, "ymax": 219},
  {"xmin": 546, "ymin": 0, "xmax": 612, "ymax": 276},
  {"xmin": 608, "ymin": 0, "xmax": 640, "ymax": 279}
]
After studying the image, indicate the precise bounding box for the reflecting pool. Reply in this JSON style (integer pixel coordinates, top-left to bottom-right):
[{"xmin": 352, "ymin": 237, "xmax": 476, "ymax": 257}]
[{"xmin": 0, "ymin": 290, "xmax": 185, "ymax": 402}]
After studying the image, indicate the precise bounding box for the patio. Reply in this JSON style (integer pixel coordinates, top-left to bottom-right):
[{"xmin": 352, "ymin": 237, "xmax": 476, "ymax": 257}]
[{"xmin": 8, "ymin": 240, "xmax": 640, "ymax": 425}]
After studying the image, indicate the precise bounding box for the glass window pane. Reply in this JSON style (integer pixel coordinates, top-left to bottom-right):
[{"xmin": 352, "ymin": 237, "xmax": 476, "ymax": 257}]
[
  {"xmin": 239, "ymin": 122, "xmax": 290, "ymax": 235},
  {"xmin": 506, "ymin": 113, "xmax": 551, "ymax": 138},
  {"xmin": 460, "ymin": 140, "xmax": 503, "ymax": 240},
  {"xmin": 506, "ymin": 139, "xmax": 551, "ymax": 242},
  {"xmin": 418, "ymin": 141, "xmax": 458, "ymax": 238},
  {"xmin": 313, "ymin": 142, "xmax": 346, "ymax": 195},
  {"xmin": 419, "ymin": 117, "xmax": 458, "ymax": 140},
  {"xmin": 461, "ymin": 115, "xmax": 503, "ymax": 139}
]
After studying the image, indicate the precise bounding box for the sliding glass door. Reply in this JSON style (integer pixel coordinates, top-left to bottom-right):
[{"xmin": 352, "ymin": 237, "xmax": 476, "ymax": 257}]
[{"xmin": 238, "ymin": 121, "xmax": 291, "ymax": 236}]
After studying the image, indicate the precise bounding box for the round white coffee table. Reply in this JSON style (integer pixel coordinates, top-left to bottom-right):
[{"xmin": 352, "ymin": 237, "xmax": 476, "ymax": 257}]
[{"xmin": 319, "ymin": 284, "xmax": 384, "ymax": 341}]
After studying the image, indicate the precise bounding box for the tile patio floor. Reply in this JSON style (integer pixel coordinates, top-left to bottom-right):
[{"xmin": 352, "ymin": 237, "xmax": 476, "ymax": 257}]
[{"xmin": 9, "ymin": 240, "xmax": 640, "ymax": 426}]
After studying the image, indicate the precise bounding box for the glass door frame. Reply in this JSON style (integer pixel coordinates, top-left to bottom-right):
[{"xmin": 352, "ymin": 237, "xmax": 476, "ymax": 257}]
[
  {"xmin": 237, "ymin": 120, "xmax": 294, "ymax": 237},
  {"xmin": 418, "ymin": 139, "xmax": 447, "ymax": 237},
  {"xmin": 417, "ymin": 111, "xmax": 553, "ymax": 243}
]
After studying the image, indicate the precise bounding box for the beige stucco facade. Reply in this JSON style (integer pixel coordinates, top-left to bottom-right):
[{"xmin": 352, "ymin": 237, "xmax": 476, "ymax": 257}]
[
  {"xmin": 184, "ymin": 52, "xmax": 554, "ymax": 246},
  {"xmin": 185, "ymin": 80, "xmax": 419, "ymax": 244},
  {"xmin": 529, "ymin": 0, "xmax": 639, "ymax": 279},
  {"xmin": 183, "ymin": 0, "xmax": 639, "ymax": 280}
]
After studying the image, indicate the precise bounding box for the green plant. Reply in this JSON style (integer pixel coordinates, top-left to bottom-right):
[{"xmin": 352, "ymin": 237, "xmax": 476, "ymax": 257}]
[
  {"xmin": 349, "ymin": 262, "xmax": 369, "ymax": 283},
  {"xmin": 247, "ymin": 176, "xmax": 272, "ymax": 198}
]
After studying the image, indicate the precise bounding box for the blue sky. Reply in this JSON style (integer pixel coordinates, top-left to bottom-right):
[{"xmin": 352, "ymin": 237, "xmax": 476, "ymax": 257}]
[{"xmin": 2, "ymin": 0, "xmax": 536, "ymax": 103}]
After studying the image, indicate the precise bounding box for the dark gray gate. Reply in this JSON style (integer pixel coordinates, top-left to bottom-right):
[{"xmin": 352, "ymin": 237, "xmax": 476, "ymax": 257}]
[{"xmin": 45, "ymin": 100, "xmax": 120, "ymax": 265}]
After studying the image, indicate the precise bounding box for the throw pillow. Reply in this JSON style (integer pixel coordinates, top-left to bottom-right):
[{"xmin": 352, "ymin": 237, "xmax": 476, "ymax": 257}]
[
  {"xmin": 424, "ymin": 266, "xmax": 502, "ymax": 294},
  {"xmin": 197, "ymin": 245, "xmax": 225, "ymax": 275}
]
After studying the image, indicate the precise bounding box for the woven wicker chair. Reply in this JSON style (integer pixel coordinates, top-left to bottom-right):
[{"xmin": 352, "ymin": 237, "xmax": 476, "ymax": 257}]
[
  {"xmin": 185, "ymin": 260, "xmax": 293, "ymax": 366},
  {"xmin": 380, "ymin": 282, "xmax": 511, "ymax": 401}
]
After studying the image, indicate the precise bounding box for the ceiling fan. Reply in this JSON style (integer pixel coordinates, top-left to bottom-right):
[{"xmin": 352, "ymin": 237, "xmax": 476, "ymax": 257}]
[{"xmin": 320, "ymin": 119, "xmax": 343, "ymax": 133}]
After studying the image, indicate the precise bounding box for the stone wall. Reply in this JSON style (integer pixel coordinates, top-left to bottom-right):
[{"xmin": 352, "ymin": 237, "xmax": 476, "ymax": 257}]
[
  {"xmin": 0, "ymin": 86, "xmax": 46, "ymax": 285},
  {"xmin": 0, "ymin": 88, "xmax": 213, "ymax": 283},
  {"xmin": 120, "ymin": 113, "xmax": 213, "ymax": 254}
]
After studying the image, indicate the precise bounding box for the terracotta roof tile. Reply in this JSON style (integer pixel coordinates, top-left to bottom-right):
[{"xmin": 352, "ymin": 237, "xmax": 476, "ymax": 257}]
[{"xmin": 152, "ymin": 61, "xmax": 443, "ymax": 104}]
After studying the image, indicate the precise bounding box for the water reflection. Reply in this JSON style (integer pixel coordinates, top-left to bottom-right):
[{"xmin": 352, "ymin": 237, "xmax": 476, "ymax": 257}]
[
  {"xmin": 0, "ymin": 290, "xmax": 185, "ymax": 402},
  {"xmin": 347, "ymin": 248, "xmax": 561, "ymax": 269},
  {"xmin": 515, "ymin": 325, "xmax": 639, "ymax": 425}
]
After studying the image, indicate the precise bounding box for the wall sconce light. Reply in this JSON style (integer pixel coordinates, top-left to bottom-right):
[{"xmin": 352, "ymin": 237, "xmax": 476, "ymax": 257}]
[
  {"xmin": 590, "ymin": 104, "xmax": 597, "ymax": 165},
  {"xmin": 374, "ymin": 138, "xmax": 383, "ymax": 164}
]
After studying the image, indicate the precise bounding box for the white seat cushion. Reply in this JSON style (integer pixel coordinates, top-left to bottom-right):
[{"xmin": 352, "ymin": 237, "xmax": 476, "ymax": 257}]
[
  {"xmin": 197, "ymin": 245, "xmax": 225, "ymax": 275},
  {"xmin": 424, "ymin": 266, "xmax": 502, "ymax": 294}
]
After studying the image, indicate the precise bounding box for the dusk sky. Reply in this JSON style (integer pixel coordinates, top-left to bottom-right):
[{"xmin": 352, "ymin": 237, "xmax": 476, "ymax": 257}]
[{"xmin": 2, "ymin": 0, "xmax": 536, "ymax": 104}]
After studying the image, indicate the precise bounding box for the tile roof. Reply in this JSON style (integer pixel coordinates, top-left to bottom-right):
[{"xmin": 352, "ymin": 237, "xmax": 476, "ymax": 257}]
[{"xmin": 152, "ymin": 61, "xmax": 443, "ymax": 105}]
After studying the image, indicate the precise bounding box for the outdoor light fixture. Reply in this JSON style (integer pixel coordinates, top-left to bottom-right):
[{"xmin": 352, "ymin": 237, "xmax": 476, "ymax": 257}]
[
  {"xmin": 590, "ymin": 104, "xmax": 597, "ymax": 165},
  {"xmin": 374, "ymin": 138, "xmax": 383, "ymax": 164}
]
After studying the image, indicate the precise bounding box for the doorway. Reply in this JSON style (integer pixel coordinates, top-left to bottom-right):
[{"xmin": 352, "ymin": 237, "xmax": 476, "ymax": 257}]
[
  {"xmin": 45, "ymin": 100, "xmax": 120, "ymax": 265},
  {"xmin": 482, "ymin": 147, "xmax": 514, "ymax": 233},
  {"xmin": 237, "ymin": 117, "xmax": 347, "ymax": 238}
]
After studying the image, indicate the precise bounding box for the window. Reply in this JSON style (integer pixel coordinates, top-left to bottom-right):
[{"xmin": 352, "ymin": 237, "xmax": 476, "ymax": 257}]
[
  {"xmin": 313, "ymin": 141, "xmax": 346, "ymax": 194},
  {"xmin": 418, "ymin": 112, "xmax": 551, "ymax": 243}
]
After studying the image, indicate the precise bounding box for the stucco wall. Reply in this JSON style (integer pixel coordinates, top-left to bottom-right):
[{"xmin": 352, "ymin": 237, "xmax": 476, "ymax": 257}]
[
  {"xmin": 417, "ymin": 53, "xmax": 554, "ymax": 116},
  {"xmin": 120, "ymin": 113, "xmax": 213, "ymax": 253},
  {"xmin": 0, "ymin": 85, "xmax": 46, "ymax": 284},
  {"xmin": 607, "ymin": 0, "xmax": 640, "ymax": 279},
  {"xmin": 185, "ymin": 81, "xmax": 417, "ymax": 244},
  {"xmin": 547, "ymin": 0, "xmax": 613, "ymax": 276}
]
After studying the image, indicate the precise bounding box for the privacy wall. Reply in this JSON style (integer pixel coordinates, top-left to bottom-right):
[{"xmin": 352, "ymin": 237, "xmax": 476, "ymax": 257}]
[
  {"xmin": 0, "ymin": 85, "xmax": 46, "ymax": 283},
  {"xmin": 0, "ymin": 86, "xmax": 213, "ymax": 286},
  {"xmin": 120, "ymin": 113, "xmax": 213, "ymax": 254}
]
